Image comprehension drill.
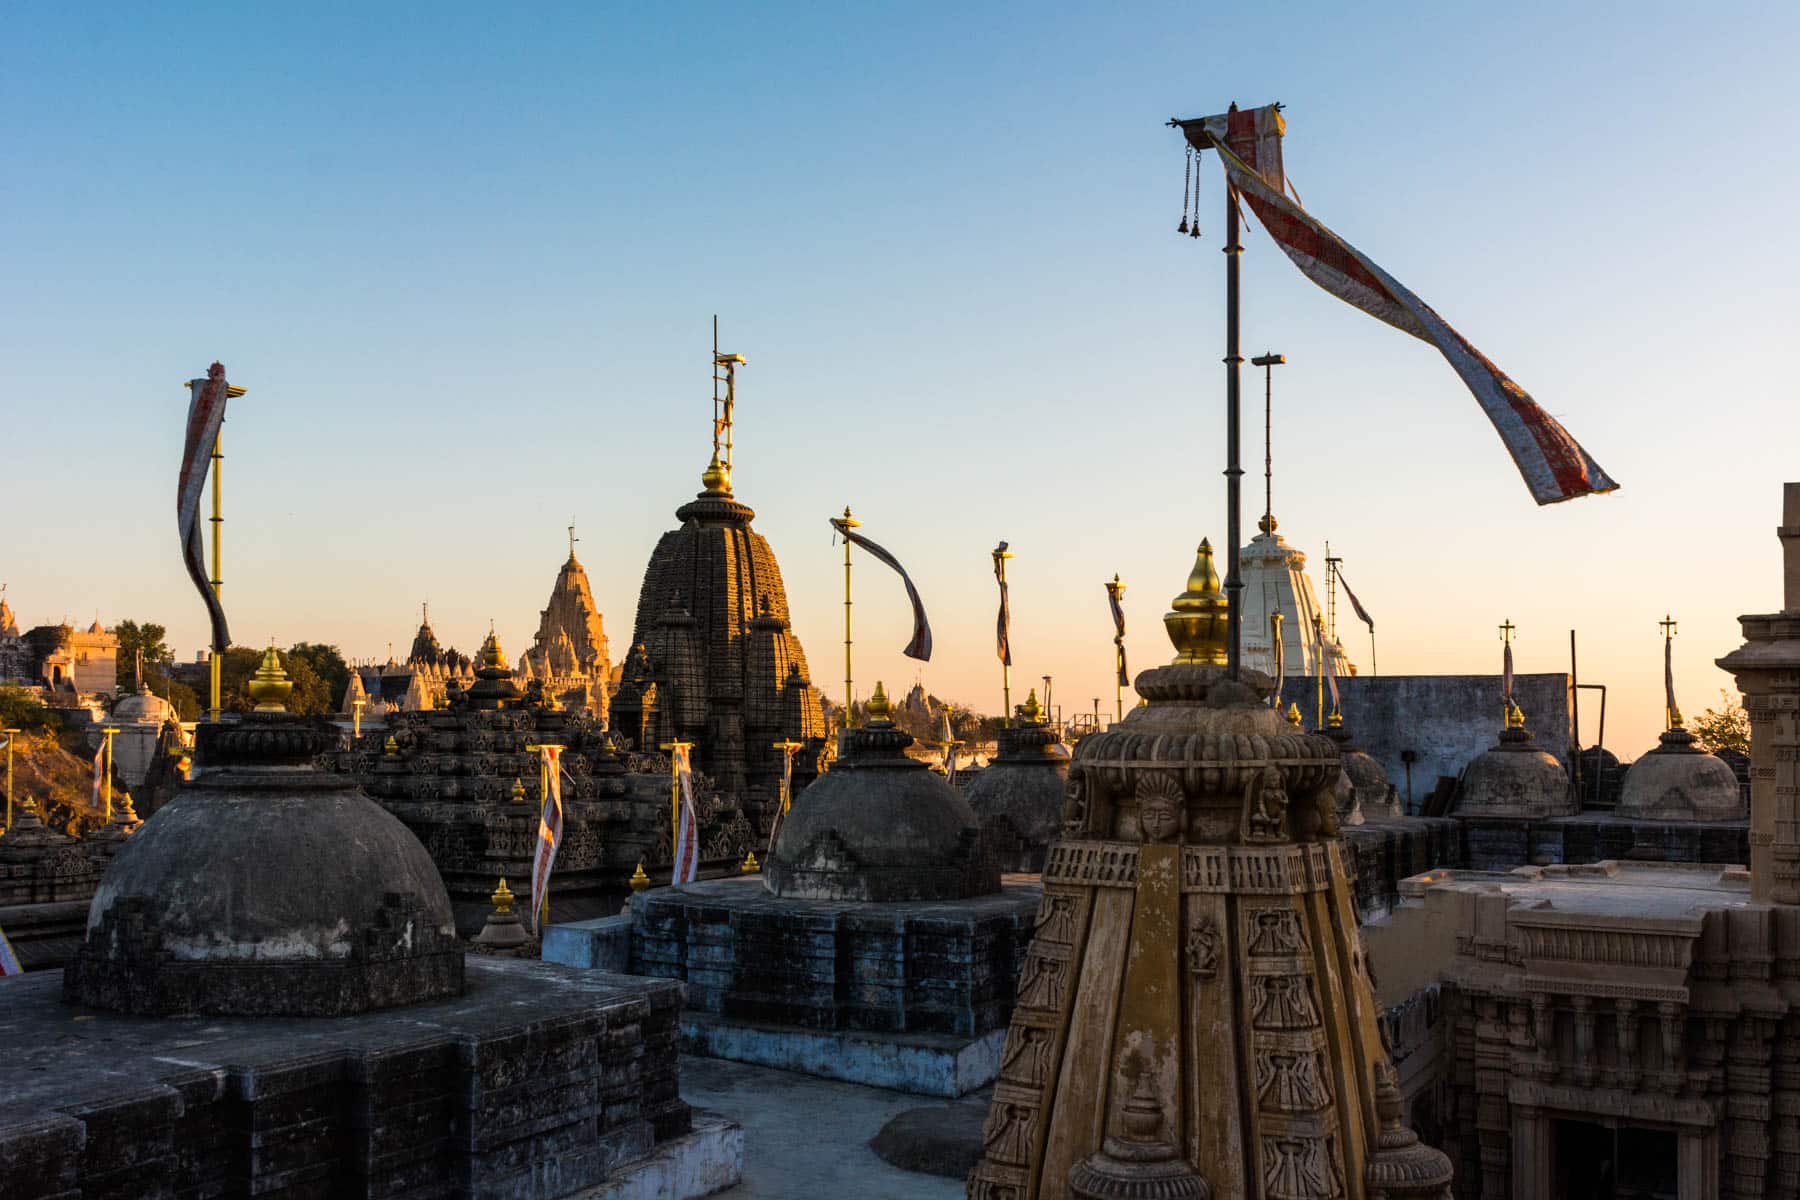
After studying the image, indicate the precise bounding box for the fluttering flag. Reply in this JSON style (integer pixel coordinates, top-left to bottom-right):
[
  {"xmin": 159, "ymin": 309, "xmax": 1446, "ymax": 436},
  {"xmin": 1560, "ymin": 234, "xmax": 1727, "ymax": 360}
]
[
  {"xmin": 529, "ymin": 745, "xmax": 565, "ymax": 933},
  {"xmin": 1503, "ymin": 639, "xmax": 1515, "ymax": 713},
  {"xmin": 829, "ymin": 517, "xmax": 932, "ymax": 660},
  {"xmin": 1105, "ymin": 579, "xmax": 1128, "ymax": 686},
  {"xmin": 1270, "ymin": 613, "xmax": 1286, "ymax": 711},
  {"xmin": 942, "ymin": 710, "xmax": 959, "ymax": 787},
  {"xmin": 768, "ymin": 743, "xmax": 798, "ymax": 855},
  {"xmin": 1335, "ymin": 568, "xmax": 1375, "ymax": 633},
  {"xmin": 178, "ymin": 363, "xmax": 233, "ymax": 653},
  {"xmin": 1179, "ymin": 106, "xmax": 1617, "ymax": 507},
  {"xmin": 1315, "ymin": 618, "xmax": 1341, "ymax": 715},
  {"xmin": 91, "ymin": 742, "xmax": 105, "ymax": 811},
  {"xmin": 672, "ymin": 744, "xmax": 701, "ymax": 885},
  {"xmin": 1665, "ymin": 634, "xmax": 1681, "ymax": 728},
  {"xmin": 993, "ymin": 543, "xmax": 1013, "ymax": 666},
  {"xmin": 0, "ymin": 926, "xmax": 22, "ymax": 976}
]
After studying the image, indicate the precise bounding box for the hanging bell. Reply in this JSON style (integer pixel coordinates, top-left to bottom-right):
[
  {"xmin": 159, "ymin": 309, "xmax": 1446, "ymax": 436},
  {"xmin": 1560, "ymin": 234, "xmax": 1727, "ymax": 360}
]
[
  {"xmin": 1177, "ymin": 215, "xmax": 1189, "ymax": 235},
  {"xmin": 1189, "ymin": 219, "xmax": 1202, "ymax": 240}
]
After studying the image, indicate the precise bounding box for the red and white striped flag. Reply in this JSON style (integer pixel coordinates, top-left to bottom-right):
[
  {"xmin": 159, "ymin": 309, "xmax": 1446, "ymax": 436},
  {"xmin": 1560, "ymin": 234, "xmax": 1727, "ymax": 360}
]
[
  {"xmin": 529, "ymin": 745, "xmax": 565, "ymax": 932},
  {"xmin": 91, "ymin": 742, "xmax": 105, "ymax": 811},
  {"xmin": 1179, "ymin": 105, "xmax": 1617, "ymax": 507},
  {"xmin": 0, "ymin": 926, "xmax": 21, "ymax": 976},
  {"xmin": 829, "ymin": 517, "xmax": 932, "ymax": 660},
  {"xmin": 672, "ymin": 744, "xmax": 701, "ymax": 884},
  {"xmin": 178, "ymin": 363, "xmax": 233, "ymax": 652}
]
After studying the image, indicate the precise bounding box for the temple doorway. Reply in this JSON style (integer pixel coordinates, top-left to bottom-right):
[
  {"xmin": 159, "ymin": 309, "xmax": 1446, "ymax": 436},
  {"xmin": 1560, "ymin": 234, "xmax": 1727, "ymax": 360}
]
[{"xmin": 1553, "ymin": 1117, "xmax": 1678, "ymax": 1199}]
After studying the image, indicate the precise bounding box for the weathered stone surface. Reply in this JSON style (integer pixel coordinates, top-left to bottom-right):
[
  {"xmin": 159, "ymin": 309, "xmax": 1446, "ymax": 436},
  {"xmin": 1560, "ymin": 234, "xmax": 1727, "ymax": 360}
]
[
  {"xmin": 64, "ymin": 713, "xmax": 463, "ymax": 1016},
  {"xmin": 632, "ymin": 875, "xmax": 1038, "ymax": 1039},
  {"xmin": 962, "ymin": 715, "xmax": 1069, "ymax": 874},
  {"xmin": 1618, "ymin": 728, "xmax": 1747, "ymax": 822},
  {"xmin": 3, "ymin": 958, "xmax": 700, "ymax": 1200},
  {"xmin": 869, "ymin": 1102, "xmax": 989, "ymax": 1179},
  {"xmin": 766, "ymin": 696, "xmax": 998, "ymax": 903},
  {"xmin": 1456, "ymin": 724, "xmax": 1575, "ymax": 821},
  {"xmin": 968, "ymin": 540, "xmax": 1448, "ymax": 1200}
]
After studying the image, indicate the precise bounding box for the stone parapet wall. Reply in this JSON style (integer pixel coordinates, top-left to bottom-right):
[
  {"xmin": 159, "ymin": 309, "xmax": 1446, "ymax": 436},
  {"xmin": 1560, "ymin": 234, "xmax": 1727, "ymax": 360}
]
[
  {"xmin": 1342, "ymin": 815, "xmax": 1461, "ymax": 921},
  {"xmin": 631, "ymin": 876, "xmax": 1041, "ymax": 1038},
  {"xmin": 1, "ymin": 958, "xmax": 694, "ymax": 1200},
  {"xmin": 1460, "ymin": 815, "xmax": 1751, "ymax": 872},
  {"xmin": 1331, "ymin": 673, "xmax": 1573, "ymax": 805}
]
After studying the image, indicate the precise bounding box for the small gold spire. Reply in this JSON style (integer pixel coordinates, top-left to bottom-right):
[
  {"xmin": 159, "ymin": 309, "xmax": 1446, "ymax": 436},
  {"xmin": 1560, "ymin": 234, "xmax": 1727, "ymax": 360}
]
[
  {"xmin": 384, "ymin": 735, "xmax": 400, "ymax": 756},
  {"xmin": 1017, "ymin": 689, "xmax": 1045, "ymax": 724},
  {"xmin": 629, "ymin": 862, "xmax": 651, "ymax": 892},
  {"xmin": 867, "ymin": 680, "xmax": 892, "ymax": 723},
  {"xmin": 701, "ymin": 449, "xmax": 732, "ymax": 495},
  {"xmin": 1328, "ymin": 710, "xmax": 1343, "ymax": 729},
  {"xmin": 511, "ymin": 778, "xmax": 526, "ymax": 804},
  {"xmin": 248, "ymin": 644, "xmax": 294, "ymax": 712},
  {"xmin": 740, "ymin": 850, "xmax": 761, "ymax": 873},
  {"xmin": 1506, "ymin": 702, "xmax": 1527, "ymax": 729},
  {"xmin": 1164, "ymin": 540, "xmax": 1229, "ymax": 666},
  {"xmin": 1286, "ymin": 703, "xmax": 1303, "ymax": 728},
  {"xmin": 491, "ymin": 877, "xmax": 516, "ymax": 914},
  {"xmin": 478, "ymin": 628, "xmax": 508, "ymax": 672}
]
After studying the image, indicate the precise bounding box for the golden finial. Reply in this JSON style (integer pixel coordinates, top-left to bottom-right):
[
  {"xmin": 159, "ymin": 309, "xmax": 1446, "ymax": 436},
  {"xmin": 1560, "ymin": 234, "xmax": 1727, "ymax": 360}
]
[
  {"xmin": 701, "ymin": 449, "xmax": 733, "ymax": 495},
  {"xmin": 1328, "ymin": 710, "xmax": 1343, "ymax": 729},
  {"xmin": 1506, "ymin": 702, "xmax": 1527, "ymax": 729},
  {"xmin": 1164, "ymin": 540, "xmax": 1229, "ymax": 666},
  {"xmin": 510, "ymin": 778, "xmax": 526, "ymax": 804},
  {"xmin": 1286, "ymin": 703, "xmax": 1303, "ymax": 727},
  {"xmin": 384, "ymin": 735, "xmax": 399, "ymax": 756},
  {"xmin": 248, "ymin": 644, "xmax": 293, "ymax": 712},
  {"xmin": 629, "ymin": 862, "xmax": 651, "ymax": 892},
  {"xmin": 1018, "ymin": 689, "xmax": 1045, "ymax": 724},
  {"xmin": 491, "ymin": 877, "xmax": 516, "ymax": 914},
  {"xmin": 740, "ymin": 850, "xmax": 761, "ymax": 873},
  {"xmin": 478, "ymin": 627, "xmax": 507, "ymax": 672},
  {"xmin": 867, "ymin": 680, "xmax": 892, "ymax": 723}
]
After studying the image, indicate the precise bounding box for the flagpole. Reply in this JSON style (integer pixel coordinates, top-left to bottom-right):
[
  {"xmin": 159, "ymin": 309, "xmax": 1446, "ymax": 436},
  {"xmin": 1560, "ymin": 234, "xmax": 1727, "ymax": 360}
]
[
  {"xmin": 1224, "ymin": 176, "xmax": 1244, "ymax": 681},
  {"xmin": 1106, "ymin": 573, "xmax": 1127, "ymax": 724},
  {"xmin": 995, "ymin": 544, "xmax": 1014, "ymax": 723},
  {"xmin": 841, "ymin": 506, "xmax": 858, "ymax": 729},
  {"xmin": 660, "ymin": 740, "xmax": 693, "ymax": 865},
  {"xmin": 101, "ymin": 726, "xmax": 118, "ymax": 821},
  {"xmin": 524, "ymin": 742, "xmax": 561, "ymax": 929},
  {"xmin": 1499, "ymin": 619, "xmax": 1517, "ymax": 726},
  {"xmin": 1314, "ymin": 619, "xmax": 1325, "ymax": 730},
  {"xmin": 1660, "ymin": 614, "xmax": 1681, "ymax": 729},
  {"xmin": 209, "ymin": 428, "xmax": 223, "ymax": 721}
]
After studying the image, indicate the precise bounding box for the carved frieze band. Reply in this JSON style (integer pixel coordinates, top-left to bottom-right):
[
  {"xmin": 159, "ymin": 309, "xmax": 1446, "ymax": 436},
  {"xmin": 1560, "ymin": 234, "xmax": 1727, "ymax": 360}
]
[{"xmin": 1043, "ymin": 840, "xmax": 1335, "ymax": 895}]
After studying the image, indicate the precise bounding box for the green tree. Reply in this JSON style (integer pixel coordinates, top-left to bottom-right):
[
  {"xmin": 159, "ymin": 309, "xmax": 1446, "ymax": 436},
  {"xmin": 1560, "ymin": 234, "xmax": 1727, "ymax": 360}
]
[
  {"xmin": 1689, "ymin": 690, "xmax": 1750, "ymax": 756},
  {"xmin": 286, "ymin": 643, "xmax": 350, "ymax": 711},
  {"xmin": 113, "ymin": 619, "xmax": 173, "ymax": 691},
  {"xmin": 0, "ymin": 686, "xmax": 64, "ymax": 734}
]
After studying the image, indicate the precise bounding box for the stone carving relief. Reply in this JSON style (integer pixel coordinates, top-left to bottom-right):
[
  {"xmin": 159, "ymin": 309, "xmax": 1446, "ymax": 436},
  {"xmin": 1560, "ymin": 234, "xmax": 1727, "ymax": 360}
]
[
  {"xmin": 1186, "ymin": 918, "xmax": 1220, "ymax": 979},
  {"xmin": 1134, "ymin": 772, "xmax": 1184, "ymax": 844},
  {"xmin": 1245, "ymin": 765, "xmax": 1289, "ymax": 844}
]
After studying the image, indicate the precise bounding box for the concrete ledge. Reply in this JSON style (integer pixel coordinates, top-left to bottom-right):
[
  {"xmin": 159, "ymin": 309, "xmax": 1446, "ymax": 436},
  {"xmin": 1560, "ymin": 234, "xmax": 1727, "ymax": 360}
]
[
  {"xmin": 543, "ymin": 913, "xmax": 635, "ymax": 972},
  {"xmin": 572, "ymin": 1113, "xmax": 743, "ymax": 1200},
  {"xmin": 679, "ymin": 1010, "xmax": 1007, "ymax": 1098}
]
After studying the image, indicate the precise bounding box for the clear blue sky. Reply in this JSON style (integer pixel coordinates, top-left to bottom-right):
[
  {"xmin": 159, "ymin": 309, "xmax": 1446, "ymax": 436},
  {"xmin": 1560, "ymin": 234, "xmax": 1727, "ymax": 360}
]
[{"xmin": 4, "ymin": 1, "xmax": 1797, "ymax": 755}]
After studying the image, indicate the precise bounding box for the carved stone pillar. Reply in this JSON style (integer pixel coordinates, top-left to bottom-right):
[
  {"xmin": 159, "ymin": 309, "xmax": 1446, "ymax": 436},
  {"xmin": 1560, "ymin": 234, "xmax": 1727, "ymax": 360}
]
[
  {"xmin": 1571, "ymin": 996, "xmax": 1597, "ymax": 1088},
  {"xmin": 1681, "ymin": 1130, "xmax": 1722, "ymax": 1200},
  {"xmin": 1617, "ymin": 998, "xmax": 1641, "ymax": 1091},
  {"xmin": 1508, "ymin": 1104, "xmax": 1553, "ymax": 1200},
  {"xmin": 1717, "ymin": 482, "xmax": 1800, "ymax": 906}
]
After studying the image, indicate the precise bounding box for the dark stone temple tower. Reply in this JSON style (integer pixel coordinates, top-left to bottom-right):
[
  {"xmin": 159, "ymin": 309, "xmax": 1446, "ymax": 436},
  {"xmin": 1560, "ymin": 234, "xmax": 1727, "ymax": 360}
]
[{"xmin": 612, "ymin": 345, "xmax": 829, "ymax": 832}]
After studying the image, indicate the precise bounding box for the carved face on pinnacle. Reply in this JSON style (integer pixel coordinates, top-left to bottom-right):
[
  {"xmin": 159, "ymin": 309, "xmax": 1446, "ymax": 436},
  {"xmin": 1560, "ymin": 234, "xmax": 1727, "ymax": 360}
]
[{"xmin": 1135, "ymin": 774, "xmax": 1183, "ymax": 844}]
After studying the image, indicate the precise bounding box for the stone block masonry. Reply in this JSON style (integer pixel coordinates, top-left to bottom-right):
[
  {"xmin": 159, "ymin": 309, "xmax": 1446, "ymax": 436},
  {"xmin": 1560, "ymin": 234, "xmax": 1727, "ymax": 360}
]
[{"xmin": 0, "ymin": 958, "xmax": 733, "ymax": 1200}]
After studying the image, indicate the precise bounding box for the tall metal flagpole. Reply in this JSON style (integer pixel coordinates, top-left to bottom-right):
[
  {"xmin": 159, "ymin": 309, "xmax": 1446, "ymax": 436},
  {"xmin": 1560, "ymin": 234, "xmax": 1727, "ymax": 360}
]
[
  {"xmin": 1324, "ymin": 542, "xmax": 1341, "ymax": 643},
  {"xmin": 101, "ymin": 726, "xmax": 118, "ymax": 821},
  {"xmin": 1251, "ymin": 353, "xmax": 1285, "ymax": 534},
  {"xmin": 995, "ymin": 544, "xmax": 1015, "ymax": 721},
  {"xmin": 1224, "ymin": 181, "xmax": 1244, "ymax": 680},
  {"xmin": 841, "ymin": 506, "xmax": 858, "ymax": 728},
  {"xmin": 1660, "ymin": 614, "xmax": 1682, "ymax": 729}
]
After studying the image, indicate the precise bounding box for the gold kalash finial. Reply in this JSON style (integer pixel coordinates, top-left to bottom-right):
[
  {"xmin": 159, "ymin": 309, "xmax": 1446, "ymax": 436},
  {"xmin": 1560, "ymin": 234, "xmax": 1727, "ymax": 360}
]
[
  {"xmin": 703, "ymin": 315, "xmax": 747, "ymax": 496},
  {"xmin": 491, "ymin": 877, "xmax": 517, "ymax": 915},
  {"xmin": 1164, "ymin": 540, "xmax": 1229, "ymax": 666},
  {"xmin": 866, "ymin": 680, "xmax": 893, "ymax": 724},
  {"xmin": 248, "ymin": 643, "xmax": 294, "ymax": 712}
]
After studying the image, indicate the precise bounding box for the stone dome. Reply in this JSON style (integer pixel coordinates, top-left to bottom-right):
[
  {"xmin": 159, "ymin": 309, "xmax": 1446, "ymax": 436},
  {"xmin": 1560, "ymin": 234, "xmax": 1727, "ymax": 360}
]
[
  {"xmin": 765, "ymin": 684, "xmax": 997, "ymax": 902},
  {"xmin": 1458, "ymin": 723, "xmax": 1574, "ymax": 820},
  {"xmin": 112, "ymin": 690, "xmax": 174, "ymax": 724},
  {"xmin": 64, "ymin": 659, "xmax": 462, "ymax": 1016},
  {"xmin": 1618, "ymin": 728, "xmax": 1746, "ymax": 822},
  {"xmin": 1324, "ymin": 718, "xmax": 1397, "ymax": 821},
  {"xmin": 963, "ymin": 692, "xmax": 1070, "ymax": 872}
]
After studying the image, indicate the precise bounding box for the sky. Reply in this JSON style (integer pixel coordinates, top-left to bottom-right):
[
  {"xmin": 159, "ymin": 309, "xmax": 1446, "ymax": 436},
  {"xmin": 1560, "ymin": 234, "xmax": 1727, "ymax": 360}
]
[{"xmin": 4, "ymin": 1, "xmax": 1797, "ymax": 756}]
